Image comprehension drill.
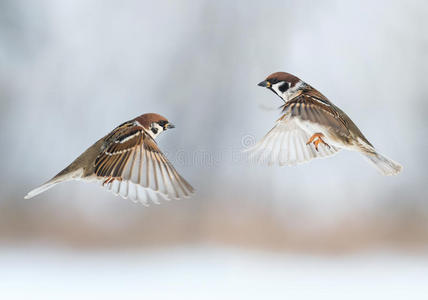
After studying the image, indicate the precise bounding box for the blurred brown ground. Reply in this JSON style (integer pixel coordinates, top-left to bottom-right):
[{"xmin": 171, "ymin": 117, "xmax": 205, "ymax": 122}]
[{"xmin": 1, "ymin": 196, "xmax": 427, "ymax": 254}]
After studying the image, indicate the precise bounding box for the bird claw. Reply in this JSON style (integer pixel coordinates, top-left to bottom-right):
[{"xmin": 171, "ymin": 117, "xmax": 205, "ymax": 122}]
[{"xmin": 306, "ymin": 133, "xmax": 330, "ymax": 152}]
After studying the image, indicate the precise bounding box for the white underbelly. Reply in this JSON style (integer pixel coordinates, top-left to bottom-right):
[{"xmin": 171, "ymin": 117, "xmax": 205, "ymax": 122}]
[{"xmin": 294, "ymin": 118, "xmax": 346, "ymax": 149}]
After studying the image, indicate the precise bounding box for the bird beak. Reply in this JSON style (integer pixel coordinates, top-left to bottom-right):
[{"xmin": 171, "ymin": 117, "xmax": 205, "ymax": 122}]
[
  {"xmin": 167, "ymin": 123, "xmax": 175, "ymax": 129},
  {"xmin": 258, "ymin": 80, "xmax": 271, "ymax": 88}
]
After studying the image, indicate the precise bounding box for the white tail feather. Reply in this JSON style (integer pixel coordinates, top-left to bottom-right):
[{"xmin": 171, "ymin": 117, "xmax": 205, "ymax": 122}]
[{"xmin": 362, "ymin": 151, "xmax": 402, "ymax": 176}]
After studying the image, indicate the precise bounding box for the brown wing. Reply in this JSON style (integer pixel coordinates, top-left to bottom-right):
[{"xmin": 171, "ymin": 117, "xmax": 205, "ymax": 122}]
[
  {"xmin": 282, "ymin": 90, "xmax": 372, "ymax": 146},
  {"xmin": 282, "ymin": 91, "xmax": 350, "ymax": 140},
  {"xmin": 94, "ymin": 122, "xmax": 194, "ymax": 205}
]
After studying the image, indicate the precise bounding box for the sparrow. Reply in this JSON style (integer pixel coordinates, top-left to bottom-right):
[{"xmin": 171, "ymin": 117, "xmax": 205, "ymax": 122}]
[
  {"xmin": 25, "ymin": 113, "xmax": 194, "ymax": 205},
  {"xmin": 248, "ymin": 72, "xmax": 402, "ymax": 175}
]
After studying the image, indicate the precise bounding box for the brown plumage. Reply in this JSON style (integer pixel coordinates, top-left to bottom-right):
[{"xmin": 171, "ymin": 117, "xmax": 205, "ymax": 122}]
[
  {"xmin": 25, "ymin": 113, "xmax": 194, "ymax": 205},
  {"xmin": 266, "ymin": 72, "xmax": 300, "ymax": 88},
  {"xmin": 281, "ymin": 88, "xmax": 373, "ymax": 147}
]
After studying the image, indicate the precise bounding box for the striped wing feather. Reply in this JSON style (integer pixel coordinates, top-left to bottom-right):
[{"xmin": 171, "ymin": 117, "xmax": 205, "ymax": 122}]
[
  {"xmin": 94, "ymin": 125, "xmax": 193, "ymax": 205},
  {"xmin": 283, "ymin": 92, "xmax": 372, "ymax": 146}
]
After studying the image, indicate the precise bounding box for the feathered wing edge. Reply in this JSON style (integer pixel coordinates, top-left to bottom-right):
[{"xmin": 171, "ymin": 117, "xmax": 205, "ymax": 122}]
[
  {"xmin": 245, "ymin": 118, "xmax": 339, "ymax": 166},
  {"xmin": 95, "ymin": 134, "xmax": 194, "ymax": 206},
  {"xmin": 25, "ymin": 131, "xmax": 194, "ymax": 204}
]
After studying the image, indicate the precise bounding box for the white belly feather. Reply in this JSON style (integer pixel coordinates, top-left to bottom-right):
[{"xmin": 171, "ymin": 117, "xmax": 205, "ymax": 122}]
[{"xmin": 294, "ymin": 118, "xmax": 347, "ymax": 149}]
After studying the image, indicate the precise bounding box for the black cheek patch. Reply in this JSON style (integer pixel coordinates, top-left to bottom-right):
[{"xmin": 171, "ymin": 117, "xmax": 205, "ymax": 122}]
[
  {"xmin": 278, "ymin": 82, "xmax": 289, "ymax": 93},
  {"xmin": 151, "ymin": 127, "xmax": 158, "ymax": 135}
]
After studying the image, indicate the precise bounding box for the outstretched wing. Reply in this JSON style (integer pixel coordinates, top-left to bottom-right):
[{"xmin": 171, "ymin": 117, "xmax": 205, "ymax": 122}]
[
  {"xmin": 283, "ymin": 90, "xmax": 372, "ymax": 146},
  {"xmin": 94, "ymin": 122, "xmax": 194, "ymax": 205},
  {"xmin": 246, "ymin": 115, "xmax": 339, "ymax": 166}
]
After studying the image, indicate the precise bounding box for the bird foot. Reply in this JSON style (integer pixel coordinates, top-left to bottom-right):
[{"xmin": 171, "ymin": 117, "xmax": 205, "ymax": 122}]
[{"xmin": 306, "ymin": 133, "xmax": 330, "ymax": 152}]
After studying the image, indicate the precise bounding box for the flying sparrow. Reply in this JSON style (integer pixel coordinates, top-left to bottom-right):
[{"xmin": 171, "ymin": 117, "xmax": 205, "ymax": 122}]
[
  {"xmin": 25, "ymin": 113, "xmax": 194, "ymax": 205},
  {"xmin": 248, "ymin": 72, "xmax": 402, "ymax": 175}
]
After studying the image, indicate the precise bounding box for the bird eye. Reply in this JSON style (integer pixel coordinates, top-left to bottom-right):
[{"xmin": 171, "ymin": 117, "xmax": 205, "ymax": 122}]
[{"xmin": 278, "ymin": 82, "xmax": 289, "ymax": 93}]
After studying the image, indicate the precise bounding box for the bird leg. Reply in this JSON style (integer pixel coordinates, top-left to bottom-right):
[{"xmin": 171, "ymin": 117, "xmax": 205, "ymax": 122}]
[{"xmin": 306, "ymin": 133, "xmax": 330, "ymax": 152}]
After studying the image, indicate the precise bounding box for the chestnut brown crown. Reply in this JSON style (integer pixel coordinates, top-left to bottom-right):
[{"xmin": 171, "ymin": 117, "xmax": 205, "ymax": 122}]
[
  {"xmin": 258, "ymin": 72, "xmax": 301, "ymax": 88},
  {"xmin": 135, "ymin": 113, "xmax": 172, "ymax": 128}
]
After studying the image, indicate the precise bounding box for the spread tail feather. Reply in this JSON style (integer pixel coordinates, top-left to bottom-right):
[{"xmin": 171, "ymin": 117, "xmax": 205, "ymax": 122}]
[
  {"xmin": 362, "ymin": 151, "xmax": 402, "ymax": 176},
  {"xmin": 24, "ymin": 180, "xmax": 62, "ymax": 199},
  {"xmin": 24, "ymin": 168, "xmax": 83, "ymax": 199}
]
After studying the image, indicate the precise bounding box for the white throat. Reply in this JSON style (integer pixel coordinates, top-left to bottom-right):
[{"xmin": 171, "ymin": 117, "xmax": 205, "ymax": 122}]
[{"xmin": 147, "ymin": 123, "xmax": 164, "ymax": 139}]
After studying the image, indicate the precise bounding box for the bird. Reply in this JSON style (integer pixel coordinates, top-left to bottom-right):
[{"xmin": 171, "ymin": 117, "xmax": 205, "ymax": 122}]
[
  {"xmin": 247, "ymin": 71, "xmax": 402, "ymax": 175},
  {"xmin": 25, "ymin": 113, "xmax": 194, "ymax": 205}
]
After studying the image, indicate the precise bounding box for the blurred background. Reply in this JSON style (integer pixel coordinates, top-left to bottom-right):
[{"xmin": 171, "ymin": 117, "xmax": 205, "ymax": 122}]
[{"xmin": 1, "ymin": 0, "xmax": 427, "ymax": 299}]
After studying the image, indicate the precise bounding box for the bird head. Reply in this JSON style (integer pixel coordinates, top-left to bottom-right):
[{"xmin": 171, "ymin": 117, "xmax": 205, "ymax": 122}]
[
  {"xmin": 135, "ymin": 113, "xmax": 175, "ymax": 139},
  {"xmin": 258, "ymin": 72, "xmax": 303, "ymax": 101}
]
